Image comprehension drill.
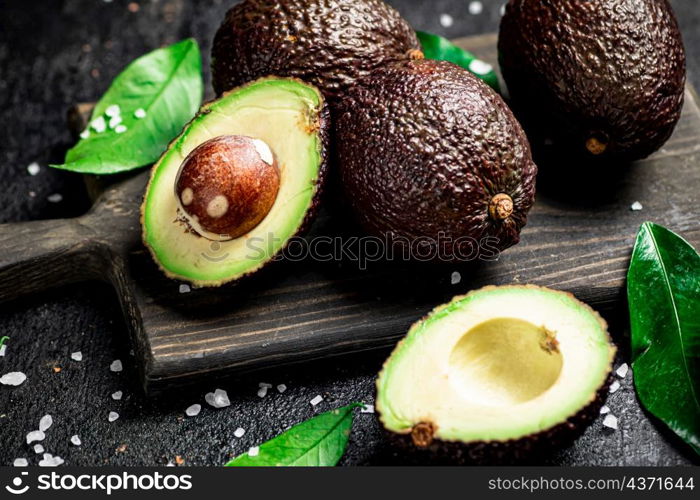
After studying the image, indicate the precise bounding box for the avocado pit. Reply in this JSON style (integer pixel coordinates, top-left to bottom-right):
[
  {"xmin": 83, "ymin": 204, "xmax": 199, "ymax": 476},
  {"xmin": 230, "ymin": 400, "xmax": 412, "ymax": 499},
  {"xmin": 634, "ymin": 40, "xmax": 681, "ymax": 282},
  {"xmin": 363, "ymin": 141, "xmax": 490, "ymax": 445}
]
[{"xmin": 175, "ymin": 135, "xmax": 280, "ymax": 241}]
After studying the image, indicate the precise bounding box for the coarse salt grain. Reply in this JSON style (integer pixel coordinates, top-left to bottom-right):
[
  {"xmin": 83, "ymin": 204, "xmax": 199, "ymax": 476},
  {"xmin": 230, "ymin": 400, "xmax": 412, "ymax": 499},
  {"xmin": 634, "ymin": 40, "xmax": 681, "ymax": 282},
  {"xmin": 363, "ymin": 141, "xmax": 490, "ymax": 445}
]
[
  {"xmin": 34, "ymin": 444, "xmax": 44, "ymax": 454},
  {"xmin": 450, "ymin": 271, "xmax": 461, "ymax": 285},
  {"xmin": 185, "ymin": 404, "xmax": 201, "ymax": 417},
  {"xmin": 108, "ymin": 115, "xmax": 123, "ymax": 129},
  {"xmin": 276, "ymin": 384, "xmax": 287, "ymax": 394},
  {"xmin": 609, "ymin": 380, "xmax": 621, "ymax": 393},
  {"xmin": 39, "ymin": 453, "xmax": 64, "ymax": 467},
  {"xmin": 205, "ymin": 388, "xmax": 230, "ymax": 408},
  {"xmin": 616, "ymin": 363, "xmax": 629, "ymax": 379},
  {"xmin": 469, "ymin": 59, "xmax": 493, "ymax": 75},
  {"xmin": 110, "ymin": 359, "xmax": 123, "ymax": 372},
  {"xmin": 108, "ymin": 411, "xmax": 119, "ymax": 422},
  {"xmin": 257, "ymin": 386, "xmax": 268, "ymax": 398},
  {"xmin": 248, "ymin": 446, "xmax": 259, "ymax": 457},
  {"xmin": 310, "ymin": 395, "xmax": 323, "ymax": 406},
  {"xmin": 603, "ymin": 414, "xmax": 618, "ymax": 430},
  {"xmin": 112, "ymin": 391, "xmax": 123, "ymax": 400},
  {"xmin": 600, "ymin": 405, "xmax": 610, "ymax": 414},
  {"xmin": 115, "ymin": 125, "xmax": 127, "ymax": 134},
  {"xmin": 39, "ymin": 415, "xmax": 53, "ymax": 432},
  {"xmin": 26, "ymin": 430, "xmax": 45, "ymax": 444},
  {"xmin": 361, "ymin": 404, "xmax": 375, "ymax": 414},
  {"xmin": 91, "ymin": 116, "xmax": 107, "ymax": 133},
  {"xmin": 468, "ymin": 1, "xmax": 483, "ymax": 15},
  {"xmin": 80, "ymin": 129, "xmax": 91, "ymax": 139},
  {"xmin": 71, "ymin": 351, "xmax": 82, "ymax": 361},
  {"xmin": 179, "ymin": 284, "xmax": 191, "ymax": 294},
  {"xmin": 0, "ymin": 345, "xmax": 5, "ymax": 357},
  {"xmin": 13, "ymin": 458, "xmax": 28, "ymax": 467},
  {"xmin": 439, "ymin": 13, "xmax": 454, "ymax": 28},
  {"xmin": 631, "ymin": 201, "xmax": 643, "ymax": 211},
  {"xmin": 71, "ymin": 435, "xmax": 81, "ymax": 446},
  {"xmin": 47, "ymin": 193, "xmax": 63, "ymax": 203},
  {"xmin": 1, "ymin": 372, "xmax": 27, "ymax": 386},
  {"xmin": 234, "ymin": 427, "xmax": 245, "ymax": 438},
  {"xmin": 27, "ymin": 162, "xmax": 40, "ymax": 176},
  {"xmin": 134, "ymin": 108, "xmax": 147, "ymax": 119},
  {"xmin": 105, "ymin": 105, "xmax": 121, "ymax": 117}
]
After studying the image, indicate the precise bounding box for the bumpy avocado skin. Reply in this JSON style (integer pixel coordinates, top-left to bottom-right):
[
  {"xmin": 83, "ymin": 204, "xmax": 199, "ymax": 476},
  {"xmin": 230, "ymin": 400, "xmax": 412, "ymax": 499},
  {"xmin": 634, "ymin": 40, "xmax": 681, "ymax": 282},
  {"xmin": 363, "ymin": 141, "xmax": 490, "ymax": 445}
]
[
  {"xmin": 211, "ymin": 0, "xmax": 421, "ymax": 106},
  {"xmin": 335, "ymin": 59, "xmax": 537, "ymax": 261},
  {"xmin": 498, "ymin": 0, "xmax": 686, "ymax": 162}
]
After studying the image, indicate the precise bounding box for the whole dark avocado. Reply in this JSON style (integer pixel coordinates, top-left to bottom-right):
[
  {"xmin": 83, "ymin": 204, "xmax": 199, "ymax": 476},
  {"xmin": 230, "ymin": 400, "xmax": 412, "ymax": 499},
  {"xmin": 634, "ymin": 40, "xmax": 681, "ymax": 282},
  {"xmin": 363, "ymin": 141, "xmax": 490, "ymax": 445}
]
[
  {"xmin": 335, "ymin": 59, "xmax": 537, "ymax": 261},
  {"xmin": 498, "ymin": 0, "xmax": 686, "ymax": 162},
  {"xmin": 211, "ymin": 0, "xmax": 421, "ymax": 106}
]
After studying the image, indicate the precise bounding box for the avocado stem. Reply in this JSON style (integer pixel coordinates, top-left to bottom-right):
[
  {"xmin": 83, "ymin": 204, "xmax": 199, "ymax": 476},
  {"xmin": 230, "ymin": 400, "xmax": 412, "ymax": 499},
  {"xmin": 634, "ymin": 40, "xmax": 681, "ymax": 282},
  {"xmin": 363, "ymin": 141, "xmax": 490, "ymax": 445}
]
[
  {"xmin": 411, "ymin": 422, "xmax": 436, "ymax": 448},
  {"xmin": 586, "ymin": 137, "xmax": 608, "ymax": 155},
  {"xmin": 489, "ymin": 193, "xmax": 514, "ymax": 221}
]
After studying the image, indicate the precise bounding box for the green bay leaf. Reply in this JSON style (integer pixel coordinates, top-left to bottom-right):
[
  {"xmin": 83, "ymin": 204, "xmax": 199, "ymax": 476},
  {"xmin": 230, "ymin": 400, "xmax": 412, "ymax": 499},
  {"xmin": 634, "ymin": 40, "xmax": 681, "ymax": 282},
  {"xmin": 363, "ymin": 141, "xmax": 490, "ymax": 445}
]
[
  {"xmin": 226, "ymin": 403, "xmax": 361, "ymax": 467},
  {"xmin": 628, "ymin": 222, "xmax": 700, "ymax": 455},
  {"xmin": 417, "ymin": 31, "xmax": 500, "ymax": 92},
  {"xmin": 52, "ymin": 38, "xmax": 202, "ymax": 175}
]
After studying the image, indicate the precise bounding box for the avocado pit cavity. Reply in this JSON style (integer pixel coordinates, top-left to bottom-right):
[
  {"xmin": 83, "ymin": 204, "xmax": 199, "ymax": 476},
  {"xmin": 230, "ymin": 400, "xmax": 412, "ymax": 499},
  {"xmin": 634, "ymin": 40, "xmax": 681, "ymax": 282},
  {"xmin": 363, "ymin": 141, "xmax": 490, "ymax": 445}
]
[{"xmin": 175, "ymin": 135, "xmax": 280, "ymax": 241}]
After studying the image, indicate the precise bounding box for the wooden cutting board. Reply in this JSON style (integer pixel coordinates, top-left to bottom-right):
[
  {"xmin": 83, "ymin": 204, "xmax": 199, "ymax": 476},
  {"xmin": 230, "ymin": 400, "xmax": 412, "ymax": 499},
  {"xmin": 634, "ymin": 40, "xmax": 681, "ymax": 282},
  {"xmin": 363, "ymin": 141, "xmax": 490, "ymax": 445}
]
[{"xmin": 0, "ymin": 33, "xmax": 698, "ymax": 394}]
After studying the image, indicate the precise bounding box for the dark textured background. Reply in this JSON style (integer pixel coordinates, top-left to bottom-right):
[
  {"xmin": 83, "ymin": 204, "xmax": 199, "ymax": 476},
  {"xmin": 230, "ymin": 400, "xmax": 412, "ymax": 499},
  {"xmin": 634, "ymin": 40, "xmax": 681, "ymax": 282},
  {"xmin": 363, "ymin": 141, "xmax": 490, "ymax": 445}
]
[{"xmin": 0, "ymin": 0, "xmax": 698, "ymax": 466}]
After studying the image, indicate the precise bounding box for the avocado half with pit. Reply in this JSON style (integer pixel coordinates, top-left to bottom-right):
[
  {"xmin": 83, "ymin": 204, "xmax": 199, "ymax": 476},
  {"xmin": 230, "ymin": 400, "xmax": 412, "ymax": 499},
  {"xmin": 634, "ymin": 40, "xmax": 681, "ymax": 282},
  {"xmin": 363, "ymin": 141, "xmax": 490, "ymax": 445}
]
[
  {"xmin": 141, "ymin": 77, "xmax": 329, "ymax": 287},
  {"xmin": 376, "ymin": 285, "xmax": 616, "ymax": 461}
]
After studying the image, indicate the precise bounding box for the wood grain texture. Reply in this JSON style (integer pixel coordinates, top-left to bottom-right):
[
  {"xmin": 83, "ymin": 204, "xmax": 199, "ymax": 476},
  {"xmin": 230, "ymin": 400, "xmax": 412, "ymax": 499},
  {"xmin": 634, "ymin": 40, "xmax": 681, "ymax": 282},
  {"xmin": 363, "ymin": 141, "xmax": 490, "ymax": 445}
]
[{"xmin": 0, "ymin": 33, "xmax": 698, "ymax": 393}]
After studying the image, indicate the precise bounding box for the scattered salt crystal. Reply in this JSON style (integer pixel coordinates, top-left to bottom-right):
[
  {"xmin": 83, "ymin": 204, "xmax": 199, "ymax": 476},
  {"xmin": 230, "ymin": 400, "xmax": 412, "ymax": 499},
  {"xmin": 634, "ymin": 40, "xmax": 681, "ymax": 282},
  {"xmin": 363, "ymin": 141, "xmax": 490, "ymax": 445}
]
[
  {"xmin": 91, "ymin": 116, "xmax": 107, "ymax": 133},
  {"xmin": 609, "ymin": 380, "xmax": 621, "ymax": 393},
  {"xmin": 1, "ymin": 372, "xmax": 27, "ymax": 386},
  {"xmin": 234, "ymin": 427, "xmax": 245, "ymax": 438},
  {"xmin": 47, "ymin": 193, "xmax": 63, "ymax": 203},
  {"xmin": 259, "ymin": 382, "xmax": 273, "ymax": 389},
  {"xmin": 179, "ymin": 284, "xmax": 191, "ymax": 294},
  {"xmin": 108, "ymin": 115, "xmax": 123, "ymax": 129},
  {"xmin": 185, "ymin": 404, "xmax": 201, "ymax": 417},
  {"xmin": 205, "ymin": 389, "xmax": 230, "ymax": 408},
  {"xmin": 248, "ymin": 446, "xmax": 260, "ymax": 457},
  {"xmin": 616, "ymin": 363, "xmax": 629, "ymax": 379},
  {"xmin": 468, "ymin": 1, "xmax": 483, "ymax": 15},
  {"xmin": 108, "ymin": 411, "xmax": 119, "ymax": 422},
  {"xmin": 26, "ymin": 430, "xmax": 45, "ymax": 444},
  {"xmin": 450, "ymin": 271, "xmax": 461, "ymax": 285},
  {"xmin": 310, "ymin": 395, "xmax": 324, "ymax": 406},
  {"xmin": 114, "ymin": 125, "xmax": 127, "ymax": 134},
  {"xmin": 361, "ymin": 404, "xmax": 375, "ymax": 414},
  {"xmin": 0, "ymin": 345, "xmax": 6, "ymax": 357},
  {"xmin": 27, "ymin": 162, "xmax": 40, "ymax": 176},
  {"xmin": 71, "ymin": 435, "xmax": 81, "ymax": 446},
  {"xmin": 257, "ymin": 386, "xmax": 268, "ymax": 398},
  {"xmin": 134, "ymin": 108, "xmax": 147, "ymax": 119},
  {"xmin": 469, "ymin": 59, "xmax": 493, "ymax": 76},
  {"xmin": 602, "ymin": 413, "xmax": 618, "ymax": 430},
  {"xmin": 112, "ymin": 391, "xmax": 123, "ymax": 400},
  {"xmin": 80, "ymin": 129, "xmax": 91, "ymax": 139},
  {"xmin": 439, "ymin": 13, "xmax": 454, "ymax": 28},
  {"xmin": 600, "ymin": 405, "xmax": 610, "ymax": 414},
  {"xmin": 166, "ymin": 461, "xmax": 175, "ymax": 467},
  {"xmin": 276, "ymin": 384, "xmax": 287, "ymax": 394},
  {"xmin": 34, "ymin": 444, "xmax": 44, "ymax": 454},
  {"xmin": 71, "ymin": 351, "xmax": 83, "ymax": 361},
  {"xmin": 13, "ymin": 458, "xmax": 28, "ymax": 467},
  {"xmin": 39, "ymin": 453, "xmax": 64, "ymax": 466},
  {"xmin": 39, "ymin": 414, "xmax": 53, "ymax": 432},
  {"xmin": 105, "ymin": 104, "xmax": 121, "ymax": 117},
  {"xmin": 110, "ymin": 359, "xmax": 123, "ymax": 372},
  {"xmin": 630, "ymin": 201, "xmax": 643, "ymax": 211}
]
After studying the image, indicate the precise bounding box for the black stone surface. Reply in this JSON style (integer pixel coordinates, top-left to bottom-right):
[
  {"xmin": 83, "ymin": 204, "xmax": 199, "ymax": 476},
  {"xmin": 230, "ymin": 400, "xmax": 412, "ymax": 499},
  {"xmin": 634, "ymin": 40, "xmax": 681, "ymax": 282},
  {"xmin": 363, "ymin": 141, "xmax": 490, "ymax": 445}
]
[{"xmin": 0, "ymin": 0, "xmax": 698, "ymax": 466}]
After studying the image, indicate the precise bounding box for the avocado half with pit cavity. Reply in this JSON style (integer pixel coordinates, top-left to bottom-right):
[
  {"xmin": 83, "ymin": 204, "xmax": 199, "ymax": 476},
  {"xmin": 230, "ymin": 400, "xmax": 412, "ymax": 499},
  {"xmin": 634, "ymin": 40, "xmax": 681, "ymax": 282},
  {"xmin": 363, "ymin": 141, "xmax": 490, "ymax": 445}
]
[
  {"xmin": 376, "ymin": 285, "xmax": 616, "ymax": 462},
  {"xmin": 141, "ymin": 77, "xmax": 329, "ymax": 287}
]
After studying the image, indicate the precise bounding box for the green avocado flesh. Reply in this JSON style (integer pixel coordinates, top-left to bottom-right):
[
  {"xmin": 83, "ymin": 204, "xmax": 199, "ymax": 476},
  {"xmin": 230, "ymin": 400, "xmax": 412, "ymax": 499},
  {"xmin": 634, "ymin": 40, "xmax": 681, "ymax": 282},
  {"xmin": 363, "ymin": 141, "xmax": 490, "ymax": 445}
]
[
  {"xmin": 142, "ymin": 77, "xmax": 326, "ymax": 286},
  {"xmin": 376, "ymin": 286, "xmax": 615, "ymax": 444}
]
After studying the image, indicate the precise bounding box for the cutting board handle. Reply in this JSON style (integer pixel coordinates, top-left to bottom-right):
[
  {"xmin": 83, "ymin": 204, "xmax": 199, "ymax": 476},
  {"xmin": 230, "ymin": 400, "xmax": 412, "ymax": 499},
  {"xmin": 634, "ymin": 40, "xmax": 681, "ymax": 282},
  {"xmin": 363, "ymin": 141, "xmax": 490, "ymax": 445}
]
[{"xmin": 0, "ymin": 217, "xmax": 113, "ymax": 302}]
